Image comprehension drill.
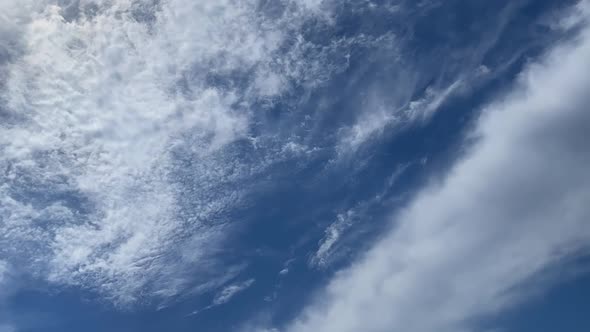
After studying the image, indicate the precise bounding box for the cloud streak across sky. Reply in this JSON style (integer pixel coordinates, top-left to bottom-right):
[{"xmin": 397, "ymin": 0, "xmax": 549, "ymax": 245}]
[{"xmin": 279, "ymin": 3, "xmax": 590, "ymax": 332}]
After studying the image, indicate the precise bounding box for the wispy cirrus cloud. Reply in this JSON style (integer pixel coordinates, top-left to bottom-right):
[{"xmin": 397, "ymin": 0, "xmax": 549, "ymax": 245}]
[
  {"xmin": 279, "ymin": 2, "xmax": 590, "ymax": 332},
  {"xmin": 213, "ymin": 279, "xmax": 256, "ymax": 306},
  {"xmin": 0, "ymin": 0, "xmax": 342, "ymax": 305},
  {"xmin": 336, "ymin": 1, "xmax": 540, "ymax": 154},
  {"xmin": 310, "ymin": 210, "xmax": 357, "ymax": 269},
  {"xmin": 189, "ymin": 278, "xmax": 255, "ymax": 316},
  {"xmin": 310, "ymin": 163, "xmax": 410, "ymax": 269}
]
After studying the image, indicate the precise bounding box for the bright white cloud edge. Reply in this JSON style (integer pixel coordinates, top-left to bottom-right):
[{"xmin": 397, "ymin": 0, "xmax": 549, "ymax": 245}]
[{"xmin": 275, "ymin": 3, "xmax": 590, "ymax": 332}]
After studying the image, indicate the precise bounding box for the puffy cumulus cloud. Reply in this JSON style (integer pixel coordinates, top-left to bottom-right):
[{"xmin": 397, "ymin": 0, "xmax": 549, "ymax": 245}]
[
  {"xmin": 0, "ymin": 0, "xmax": 339, "ymax": 305},
  {"xmin": 282, "ymin": 3, "xmax": 590, "ymax": 332}
]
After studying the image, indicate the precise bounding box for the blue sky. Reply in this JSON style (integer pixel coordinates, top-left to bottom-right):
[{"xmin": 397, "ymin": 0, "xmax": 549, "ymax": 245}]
[{"xmin": 0, "ymin": 0, "xmax": 589, "ymax": 331}]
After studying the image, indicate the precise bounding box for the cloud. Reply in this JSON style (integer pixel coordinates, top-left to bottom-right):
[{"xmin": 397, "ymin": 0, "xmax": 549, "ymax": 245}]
[
  {"xmin": 310, "ymin": 210, "xmax": 357, "ymax": 268},
  {"xmin": 282, "ymin": 3, "xmax": 590, "ymax": 332},
  {"xmin": 310, "ymin": 163, "xmax": 410, "ymax": 269},
  {"xmin": 0, "ymin": 0, "xmax": 340, "ymax": 305},
  {"xmin": 189, "ymin": 278, "xmax": 255, "ymax": 316},
  {"xmin": 337, "ymin": 53, "xmax": 495, "ymax": 154},
  {"xmin": 336, "ymin": 1, "xmax": 539, "ymax": 154},
  {"xmin": 213, "ymin": 279, "xmax": 256, "ymax": 306},
  {"xmin": 336, "ymin": 50, "xmax": 472, "ymax": 154}
]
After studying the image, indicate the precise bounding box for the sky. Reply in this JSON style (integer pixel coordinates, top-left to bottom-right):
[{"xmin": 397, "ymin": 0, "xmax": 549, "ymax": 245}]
[{"xmin": 0, "ymin": 0, "xmax": 589, "ymax": 331}]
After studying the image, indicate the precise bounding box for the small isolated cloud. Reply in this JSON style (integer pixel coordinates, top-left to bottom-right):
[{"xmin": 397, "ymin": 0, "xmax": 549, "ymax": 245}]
[
  {"xmin": 213, "ymin": 279, "xmax": 256, "ymax": 306},
  {"xmin": 282, "ymin": 3, "xmax": 590, "ymax": 332},
  {"xmin": 279, "ymin": 258, "xmax": 296, "ymax": 276},
  {"xmin": 310, "ymin": 211, "xmax": 356, "ymax": 268},
  {"xmin": 190, "ymin": 278, "xmax": 256, "ymax": 316}
]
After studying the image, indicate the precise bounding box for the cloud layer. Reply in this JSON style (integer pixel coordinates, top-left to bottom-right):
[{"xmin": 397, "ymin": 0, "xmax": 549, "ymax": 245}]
[
  {"xmin": 0, "ymin": 0, "xmax": 339, "ymax": 304},
  {"xmin": 2, "ymin": 5, "xmax": 589, "ymax": 331},
  {"xmin": 284, "ymin": 3, "xmax": 590, "ymax": 332}
]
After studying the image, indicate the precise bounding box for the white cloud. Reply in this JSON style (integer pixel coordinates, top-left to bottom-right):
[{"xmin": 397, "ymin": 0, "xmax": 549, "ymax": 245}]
[
  {"xmin": 213, "ymin": 279, "xmax": 256, "ymax": 306},
  {"xmin": 282, "ymin": 3, "xmax": 590, "ymax": 332},
  {"xmin": 338, "ymin": 66, "xmax": 489, "ymax": 154},
  {"xmin": 337, "ymin": 1, "xmax": 529, "ymax": 154},
  {"xmin": 189, "ymin": 278, "xmax": 255, "ymax": 316},
  {"xmin": 310, "ymin": 210, "xmax": 357, "ymax": 268},
  {"xmin": 340, "ymin": 102, "xmax": 399, "ymax": 152},
  {"xmin": 310, "ymin": 163, "xmax": 410, "ymax": 269},
  {"xmin": 0, "ymin": 0, "xmax": 338, "ymax": 305}
]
